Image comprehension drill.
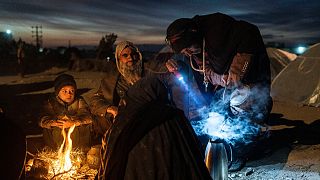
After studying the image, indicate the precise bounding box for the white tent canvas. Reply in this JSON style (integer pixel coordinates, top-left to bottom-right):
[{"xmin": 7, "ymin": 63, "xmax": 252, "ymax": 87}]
[
  {"xmin": 271, "ymin": 43, "xmax": 320, "ymax": 107},
  {"xmin": 267, "ymin": 47, "xmax": 297, "ymax": 80}
]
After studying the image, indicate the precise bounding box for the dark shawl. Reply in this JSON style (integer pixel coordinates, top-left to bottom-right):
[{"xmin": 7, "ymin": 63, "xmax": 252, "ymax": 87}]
[{"xmin": 98, "ymin": 76, "xmax": 211, "ymax": 180}]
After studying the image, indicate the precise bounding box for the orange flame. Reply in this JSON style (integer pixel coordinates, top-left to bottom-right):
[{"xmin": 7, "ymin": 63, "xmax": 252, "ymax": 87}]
[{"xmin": 58, "ymin": 124, "xmax": 76, "ymax": 172}]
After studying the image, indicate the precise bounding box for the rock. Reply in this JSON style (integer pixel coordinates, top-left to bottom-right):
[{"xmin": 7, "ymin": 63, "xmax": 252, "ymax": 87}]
[
  {"xmin": 87, "ymin": 145, "xmax": 101, "ymax": 169},
  {"xmin": 27, "ymin": 158, "xmax": 49, "ymax": 179},
  {"xmin": 245, "ymin": 167, "xmax": 254, "ymax": 176}
]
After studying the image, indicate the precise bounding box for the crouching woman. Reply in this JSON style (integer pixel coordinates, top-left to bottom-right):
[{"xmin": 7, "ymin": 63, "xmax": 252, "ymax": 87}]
[{"xmin": 39, "ymin": 74, "xmax": 93, "ymax": 150}]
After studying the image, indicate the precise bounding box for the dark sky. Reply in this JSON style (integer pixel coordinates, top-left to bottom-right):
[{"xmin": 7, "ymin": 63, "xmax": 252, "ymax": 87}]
[{"xmin": 1, "ymin": 0, "xmax": 319, "ymax": 47}]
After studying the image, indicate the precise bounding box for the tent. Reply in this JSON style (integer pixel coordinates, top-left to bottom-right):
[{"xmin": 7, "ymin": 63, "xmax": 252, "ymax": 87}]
[
  {"xmin": 302, "ymin": 43, "xmax": 320, "ymax": 57},
  {"xmin": 271, "ymin": 43, "xmax": 320, "ymax": 107},
  {"xmin": 267, "ymin": 47, "xmax": 297, "ymax": 80}
]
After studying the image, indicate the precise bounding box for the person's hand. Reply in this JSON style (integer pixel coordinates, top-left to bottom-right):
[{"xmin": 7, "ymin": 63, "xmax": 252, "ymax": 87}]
[
  {"xmin": 107, "ymin": 106, "xmax": 118, "ymax": 118},
  {"xmin": 205, "ymin": 67, "xmax": 228, "ymax": 87},
  {"xmin": 226, "ymin": 71, "xmax": 242, "ymax": 88},
  {"xmin": 52, "ymin": 120, "xmax": 77, "ymax": 129},
  {"xmin": 51, "ymin": 120, "xmax": 64, "ymax": 128},
  {"xmin": 165, "ymin": 59, "xmax": 179, "ymax": 73}
]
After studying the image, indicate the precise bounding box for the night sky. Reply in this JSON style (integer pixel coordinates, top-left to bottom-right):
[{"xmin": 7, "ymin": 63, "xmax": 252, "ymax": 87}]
[{"xmin": 1, "ymin": 0, "xmax": 319, "ymax": 47}]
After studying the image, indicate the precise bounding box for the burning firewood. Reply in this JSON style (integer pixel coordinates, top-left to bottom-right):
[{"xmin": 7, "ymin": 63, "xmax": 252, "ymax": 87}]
[{"xmin": 25, "ymin": 124, "xmax": 99, "ymax": 179}]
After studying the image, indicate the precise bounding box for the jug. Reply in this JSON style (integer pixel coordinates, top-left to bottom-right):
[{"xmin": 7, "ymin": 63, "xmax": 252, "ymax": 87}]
[{"xmin": 204, "ymin": 139, "xmax": 232, "ymax": 180}]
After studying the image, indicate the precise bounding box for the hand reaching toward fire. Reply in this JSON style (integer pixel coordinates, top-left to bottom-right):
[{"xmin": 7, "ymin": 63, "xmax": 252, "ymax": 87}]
[
  {"xmin": 51, "ymin": 120, "xmax": 80, "ymax": 129},
  {"xmin": 50, "ymin": 115, "xmax": 81, "ymax": 129}
]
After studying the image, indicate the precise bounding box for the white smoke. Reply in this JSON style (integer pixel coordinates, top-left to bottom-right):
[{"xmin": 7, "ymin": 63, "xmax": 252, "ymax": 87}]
[{"xmin": 191, "ymin": 85, "xmax": 270, "ymax": 146}]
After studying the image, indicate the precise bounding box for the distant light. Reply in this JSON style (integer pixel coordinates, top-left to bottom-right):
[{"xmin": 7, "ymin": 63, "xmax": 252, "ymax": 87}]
[
  {"xmin": 6, "ymin": 29, "xmax": 12, "ymax": 34},
  {"xmin": 295, "ymin": 46, "xmax": 307, "ymax": 54},
  {"xmin": 39, "ymin": 48, "xmax": 43, "ymax": 52}
]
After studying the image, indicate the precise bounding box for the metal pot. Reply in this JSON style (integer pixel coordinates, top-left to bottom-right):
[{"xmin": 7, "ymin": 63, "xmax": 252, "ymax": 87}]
[{"xmin": 204, "ymin": 139, "xmax": 232, "ymax": 180}]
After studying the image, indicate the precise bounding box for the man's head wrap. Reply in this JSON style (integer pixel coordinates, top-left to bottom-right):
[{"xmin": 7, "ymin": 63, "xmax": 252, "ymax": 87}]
[
  {"xmin": 115, "ymin": 41, "xmax": 143, "ymax": 84},
  {"xmin": 115, "ymin": 41, "xmax": 142, "ymax": 71},
  {"xmin": 166, "ymin": 18, "xmax": 201, "ymax": 53}
]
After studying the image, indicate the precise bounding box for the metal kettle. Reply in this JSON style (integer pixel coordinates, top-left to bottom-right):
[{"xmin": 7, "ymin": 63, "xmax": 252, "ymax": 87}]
[{"xmin": 204, "ymin": 139, "xmax": 231, "ymax": 180}]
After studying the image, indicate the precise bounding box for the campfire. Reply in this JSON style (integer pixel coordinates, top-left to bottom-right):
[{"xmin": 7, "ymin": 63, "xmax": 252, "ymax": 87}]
[{"xmin": 26, "ymin": 125, "xmax": 100, "ymax": 179}]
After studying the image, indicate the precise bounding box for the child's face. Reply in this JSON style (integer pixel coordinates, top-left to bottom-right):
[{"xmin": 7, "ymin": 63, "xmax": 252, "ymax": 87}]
[{"xmin": 58, "ymin": 85, "xmax": 75, "ymax": 103}]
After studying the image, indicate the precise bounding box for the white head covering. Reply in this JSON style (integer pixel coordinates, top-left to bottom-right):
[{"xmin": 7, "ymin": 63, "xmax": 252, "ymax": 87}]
[{"xmin": 115, "ymin": 41, "xmax": 142, "ymax": 72}]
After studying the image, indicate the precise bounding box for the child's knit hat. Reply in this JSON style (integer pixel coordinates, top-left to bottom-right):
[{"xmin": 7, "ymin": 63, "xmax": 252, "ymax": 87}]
[{"xmin": 54, "ymin": 74, "xmax": 77, "ymax": 95}]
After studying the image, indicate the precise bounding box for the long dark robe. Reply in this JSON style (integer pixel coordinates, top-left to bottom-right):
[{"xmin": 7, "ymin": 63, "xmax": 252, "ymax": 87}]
[{"xmin": 97, "ymin": 76, "xmax": 211, "ymax": 180}]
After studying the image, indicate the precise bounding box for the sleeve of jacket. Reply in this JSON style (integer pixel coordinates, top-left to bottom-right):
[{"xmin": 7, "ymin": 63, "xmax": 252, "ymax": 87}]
[
  {"xmin": 229, "ymin": 20, "xmax": 261, "ymax": 81},
  {"xmin": 39, "ymin": 99, "xmax": 56, "ymax": 129},
  {"xmin": 89, "ymin": 82, "xmax": 112, "ymax": 118},
  {"xmin": 229, "ymin": 53, "xmax": 252, "ymax": 81},
  {"xmin": 68, "ymin": 97, "xmax": 93, "ymax": 125}
]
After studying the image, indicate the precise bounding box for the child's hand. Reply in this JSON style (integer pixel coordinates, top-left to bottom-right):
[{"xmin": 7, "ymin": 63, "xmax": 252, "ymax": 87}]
[
  {"xmin": 53, "ymin": 120, "xmax": 77, "ymax": 129},
  {"xmin": 51, "ymin": 120, "xmax": 64, "ymax": 128}
]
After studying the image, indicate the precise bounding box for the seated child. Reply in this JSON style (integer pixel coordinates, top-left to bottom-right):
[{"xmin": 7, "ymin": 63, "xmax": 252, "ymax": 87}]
[{"xmin": 39, "ymin": 74, "xmax": 93, "ymax": 149}]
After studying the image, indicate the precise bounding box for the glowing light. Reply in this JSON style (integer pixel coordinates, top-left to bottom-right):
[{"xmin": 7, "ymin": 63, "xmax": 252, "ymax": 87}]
[
  {"xmin": 173, "ymin": 71, "xmax": 205, "ymax": 107},
  {"xmin": 6, "ymin": 29, "xmax": 12, "ymax": 34},
  {"xmin": 25, "ymin": 115, "xmax": 98, "ymax": 179},
  {"xmin": 295, "ymin": 46, "xmax": 307, "ymax": 54},
  {"xmin": 58, "ymin": 124, "xmax": 76, "ymax": 172},
  {"xmin": 174, "ymin": 71, "xmax": 184, "ymax": 82}
]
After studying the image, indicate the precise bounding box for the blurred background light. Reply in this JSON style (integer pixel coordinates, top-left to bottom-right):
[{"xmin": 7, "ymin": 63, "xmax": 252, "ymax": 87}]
[
  {"xmin": 295, "ymin": 46, "xmax": 307, "ymax": 54},
  {"xmin": 6, "ymin": 29, "xmax": 12, "ymax": 34}
]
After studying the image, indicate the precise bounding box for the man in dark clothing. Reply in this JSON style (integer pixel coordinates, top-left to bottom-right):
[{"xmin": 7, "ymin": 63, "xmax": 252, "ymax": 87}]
[
  {"xmin": 165, "ymin": 12, "xmax": 273, "ymax": 171},
  {"xmin": 97, "ymin": 76, "xmax": 212, "ymax": 180}
]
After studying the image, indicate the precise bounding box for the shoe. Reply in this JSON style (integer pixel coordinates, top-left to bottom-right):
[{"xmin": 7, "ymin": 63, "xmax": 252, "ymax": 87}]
[{"xmin": 228, "ymin": 158, "xmax": 246, "ymax": 172}]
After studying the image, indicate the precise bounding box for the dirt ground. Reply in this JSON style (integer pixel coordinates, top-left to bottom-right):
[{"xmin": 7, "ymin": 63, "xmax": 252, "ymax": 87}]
[
  {"xmin": 1, "ymin": 67, "xmax": 319, "ymax": 179},
  {"xmin": 232, "ymin": 101, "xmax": 320, "ymax": 180}
]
